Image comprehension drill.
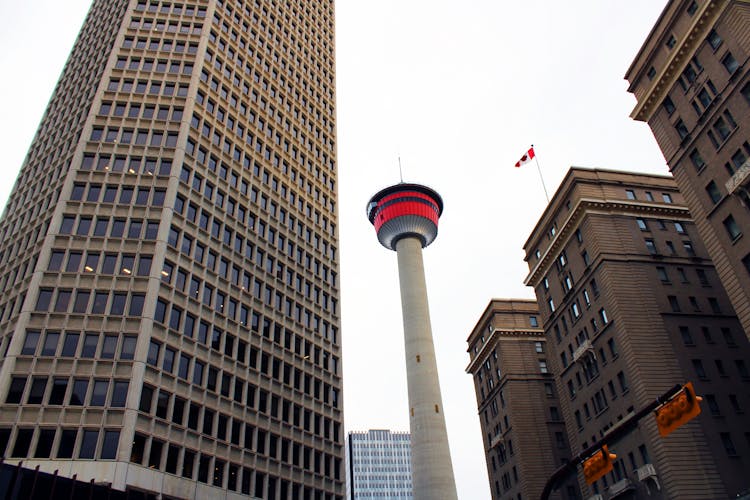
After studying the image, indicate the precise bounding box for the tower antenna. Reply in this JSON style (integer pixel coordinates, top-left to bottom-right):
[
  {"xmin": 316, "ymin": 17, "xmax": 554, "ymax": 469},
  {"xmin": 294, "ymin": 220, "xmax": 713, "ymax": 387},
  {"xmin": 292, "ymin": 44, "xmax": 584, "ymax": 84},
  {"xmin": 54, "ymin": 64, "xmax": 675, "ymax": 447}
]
[{"xmin": 398, "ymin": 156, "xmax": 404, "ymax": 183}]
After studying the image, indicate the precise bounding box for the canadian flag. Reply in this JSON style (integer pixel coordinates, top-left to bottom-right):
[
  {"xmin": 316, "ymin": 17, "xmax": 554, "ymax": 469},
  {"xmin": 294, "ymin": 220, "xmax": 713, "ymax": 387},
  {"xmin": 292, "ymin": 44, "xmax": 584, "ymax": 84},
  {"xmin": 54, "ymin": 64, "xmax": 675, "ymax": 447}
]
[{"xmin": 514, "ymin": 147, "xmax": 535, "ymax": 168}]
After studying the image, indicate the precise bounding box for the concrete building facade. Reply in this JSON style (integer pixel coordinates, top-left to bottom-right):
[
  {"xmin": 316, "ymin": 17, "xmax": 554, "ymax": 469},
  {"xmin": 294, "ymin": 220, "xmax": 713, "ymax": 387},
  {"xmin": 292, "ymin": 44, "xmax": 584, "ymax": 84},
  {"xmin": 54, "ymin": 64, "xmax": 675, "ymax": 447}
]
[
  {"xmin": 523, "ymin": 168, "xmax": 750, "ymax": 499},
  {"xmin": 626, "ymin": 0, "xmax": 750, "ymax": 338},
  {"xmin": 466, "ymin": 299, "xmax": 580, "ymax": 500},
  {"xmin": 345, "ymin": 430, "xmax": 412, "ymax": 500},
  {"xmin": 0, "ymin": 1, "xmax": 343, "ymax": 498}
]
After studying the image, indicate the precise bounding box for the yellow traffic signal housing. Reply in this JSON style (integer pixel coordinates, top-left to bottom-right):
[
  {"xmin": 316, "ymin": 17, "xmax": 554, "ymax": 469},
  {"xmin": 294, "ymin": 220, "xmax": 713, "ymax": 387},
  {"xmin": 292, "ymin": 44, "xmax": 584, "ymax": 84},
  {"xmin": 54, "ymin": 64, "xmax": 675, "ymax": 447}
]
[
  {"xmin": 582, "ymin": 445, "xmax": 616, "ymax": 485},
  {"xmin": 655, "ymin": 382, "xmax": 703, "ymax": 437}
]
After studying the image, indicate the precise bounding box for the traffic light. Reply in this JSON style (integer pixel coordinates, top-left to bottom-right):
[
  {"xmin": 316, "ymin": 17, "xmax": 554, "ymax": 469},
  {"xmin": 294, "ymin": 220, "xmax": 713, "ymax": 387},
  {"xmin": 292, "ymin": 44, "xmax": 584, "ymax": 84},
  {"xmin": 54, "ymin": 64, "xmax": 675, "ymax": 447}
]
[
  {"xmin": 655, "ymin": 382, "xmax": 702, "ymax": 437},
  {"xmin": 582, "ymin": 445, "xmax": 616, "ymax": 484}
]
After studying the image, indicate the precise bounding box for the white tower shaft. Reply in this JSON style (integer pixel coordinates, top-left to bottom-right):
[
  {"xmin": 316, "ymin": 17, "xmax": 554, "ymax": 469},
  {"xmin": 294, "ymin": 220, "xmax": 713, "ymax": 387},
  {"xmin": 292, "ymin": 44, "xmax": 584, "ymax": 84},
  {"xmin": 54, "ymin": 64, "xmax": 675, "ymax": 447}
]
[{"xmin": 395, "ymin": 236, "xmax": 458, "ymax": 500}]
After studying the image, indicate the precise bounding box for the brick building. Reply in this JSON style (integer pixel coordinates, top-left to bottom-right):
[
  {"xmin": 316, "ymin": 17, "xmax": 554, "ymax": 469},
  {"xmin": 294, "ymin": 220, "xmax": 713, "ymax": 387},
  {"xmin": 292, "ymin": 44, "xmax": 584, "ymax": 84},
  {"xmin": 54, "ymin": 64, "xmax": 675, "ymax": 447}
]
[{"xmin": 523, "ymin": 167, "xmax": 750, "ymax": 499}]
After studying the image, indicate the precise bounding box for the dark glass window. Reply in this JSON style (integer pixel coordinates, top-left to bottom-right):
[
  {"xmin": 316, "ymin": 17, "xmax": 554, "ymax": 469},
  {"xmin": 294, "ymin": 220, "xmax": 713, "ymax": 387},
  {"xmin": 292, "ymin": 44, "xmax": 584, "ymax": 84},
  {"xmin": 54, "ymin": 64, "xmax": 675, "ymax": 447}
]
[
  {"xmin": 35, "ymin": 289, "xmax": 53, "ymax": 311},
  {"xmin": 57, "ymin": 429, "xmax": 77, "ymax": 458},
  {"xmin": 90, "ymin": 380, "xmax": 108, "ymax": 406},
  {"xmin": 49, "ymin": 378, "xmax": 68, "ymax": 405},
  {"xmin": 70, "ymin": 379, "xmax": 88, "ymax": 405},
  {"xmin": 61, "ymin": 332, "xmax": 79, "ymax": 356},
  {"xmin": 27, "ymin": 377, "xmax": 47, "ymax": 404},
  {"xmin": 112, "ymin": 381, "xmax": 129, "ymax": 407},
  {"xmin": 21, "ymin": 331, "xmax": 40, "ymax": 355},
  {"xmin": 121, "ymin": 336, "xmax": 137, "ymax": 360},
  {"xmin": 6, "ymin": 377, "xmax": 26, "ymax": 404},
  {"xmin": 81, "ymin": 333, "xmax": 98, "ymax": 357},
  {"xmin": 34, "ymin": 429, "xmax": 55, "ymax": 458},
  {"xmin": 101, "ymin": 430, "xmax": 119, "ymax": 459},
  {"xmin": 12, "ymin": 429, "xmax": 34, "ymax": 457},
  {"xmin": 79, "ymin": 429, "xmax": 98, "ymax": 459}
]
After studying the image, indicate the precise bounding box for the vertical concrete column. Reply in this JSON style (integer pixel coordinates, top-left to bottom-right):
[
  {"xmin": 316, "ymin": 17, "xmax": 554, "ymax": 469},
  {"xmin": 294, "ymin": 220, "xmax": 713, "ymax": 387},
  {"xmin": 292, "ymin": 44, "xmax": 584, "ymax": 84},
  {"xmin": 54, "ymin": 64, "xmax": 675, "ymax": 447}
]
[{"xmin": 395, "ymin": 236, "xmax": 458, "ymax": 500}]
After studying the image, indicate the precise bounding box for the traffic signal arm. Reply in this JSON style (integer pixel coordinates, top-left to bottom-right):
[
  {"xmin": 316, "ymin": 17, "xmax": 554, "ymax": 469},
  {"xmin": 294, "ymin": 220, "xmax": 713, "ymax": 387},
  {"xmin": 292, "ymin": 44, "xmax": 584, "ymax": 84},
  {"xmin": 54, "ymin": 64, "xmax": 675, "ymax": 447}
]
[{"xmin": 540, "ymin": 383, "xmax": 685, "ymax": 500}]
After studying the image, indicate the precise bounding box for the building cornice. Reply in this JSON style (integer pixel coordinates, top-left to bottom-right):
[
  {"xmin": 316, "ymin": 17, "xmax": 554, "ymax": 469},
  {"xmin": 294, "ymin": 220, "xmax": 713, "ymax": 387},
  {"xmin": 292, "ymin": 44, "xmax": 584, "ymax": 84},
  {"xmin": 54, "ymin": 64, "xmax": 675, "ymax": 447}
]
[
  {"xmin": 465, "ymin": 327, "xmax": 545, "ymax": 374},
  {"xmin": 630, "ymin": 0, "xmax": 729, "ymax": 122},
  {"xmin": 524, "ymin": 198, "xmax": 691, "ymax": 287}
]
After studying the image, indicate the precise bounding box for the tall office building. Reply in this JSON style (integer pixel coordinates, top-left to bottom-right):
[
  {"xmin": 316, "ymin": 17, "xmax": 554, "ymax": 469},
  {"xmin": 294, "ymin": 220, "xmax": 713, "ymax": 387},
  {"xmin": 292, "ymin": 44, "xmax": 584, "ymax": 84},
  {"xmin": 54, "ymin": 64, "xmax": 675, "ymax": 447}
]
[
  {"xmin": 345, "ymin": 430, "xmax": 412, "ymax": 500},
  {"xmin": 523, "ymin": 167, "xmax": 750, "ymax": 499},
  {"xmin": 626, "ymin": 0, "xmax": 750, "ymax": 337},
  {"xmin": 0, "ymin": 1, "xmax": 343, "ymax": 499},
  {"xmin": 466, "ymin": 299, "xmax": 579, "ymax": 500}
]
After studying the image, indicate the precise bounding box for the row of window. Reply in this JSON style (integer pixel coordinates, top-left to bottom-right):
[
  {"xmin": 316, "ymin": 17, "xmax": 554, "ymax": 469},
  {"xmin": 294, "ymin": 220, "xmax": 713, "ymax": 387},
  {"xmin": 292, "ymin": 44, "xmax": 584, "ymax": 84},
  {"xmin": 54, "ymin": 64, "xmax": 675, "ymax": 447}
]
[
  {"xmin": 644, "ymin": 237, "xmax": 697, "ymax": 256},
  {"xmin": 175, "ymin": 189, "xmax": 335, "ymax": 266},
  {"xmin": 678, "ymin": 324, "xmax": 740, "ymax": 347},
  {"xmin": 146, "ymin": 328, "xmax": 340, "ymax": 408},
  {"xmin": 637, "ymin": 218, "xmax": 686, "ymax": 233},
  {"xmin": 625, "ymin": 189, "xmax": 673, "ymax": 203},
  {"xmin": 166, "ymin": 228, "xmax": 336, "ymax": 322},
  {"xmin": 566, "ymin": 337, "xmax": 619, "ymax": 400},
  {"xmin": 185, "ymin": 112, "xmax": 335, "ymax": 228},
  {"xmin": 60, "ymin": 215, "xmax": 159, "ymax": 239},
  {"xmin": 122, "ymin": 36, "xmax": 200, "ymax": 54},
  {"xmin": 128, "ymin": 17, "xmax": 203, "ymax": 35},
  {"xmin": 704, "ymin": 393, "xmax": 745, "ymax": 416},
  {"xmin": 692, "ymin": 358, "xmax": 749, "ymax": 380},
  {"xmin": 691, "ymin": 136, "xmax": 749, "ymax": 180},
  {"xmin": 206, "ymin": 15, "xmax": 335, "ymax": 140},
  {"xmin": 0, "ymin": 427, "xmax": 119, "ymax": 461},
  {"xmin": 152, "ymin": 291, "xmax": 339, "ymax": 371},
  {"xmin": 139, "ymin": 382, "xmax": 339, "ymax": 444},
  {"xmin": 106, "ymin": 76, "xmax": 190, "ymax": 98},
  {"xmin": 49, "ymin": 249, "xmax": 152, "ymax": 277},
  {"xmin": 81, "ymin": 152, "xmax": 172, "ymax": 176},
  {"xmin": 572, "ymin": 371, "xmax": 629, "ymax": 429},
  {"xmin": 194, "ymin": 77, "xmax": 335, "ymax": 195},
  {"xmin": 656, "ymin": 265, "xmax": 710, "ymax": 286},
  {"xmin": 134, "ymin": 1, "xmax": 207, "ymax": 18},
  {"xmin": 36, "ymin": 288, "xmax": 145, "ymax": 317},
  {"xmin": 196, "ymin": 66, "xmax": 334, "ymax": 177},
  {"xmin": 21, "ymin": 330, "xmax": 136, "ymax": 360},
  {"xmin": 131, "ymin": 432, "xmax": 340, "ymax": 496},
  {"xmin": 178, "ymin": 162, "xmax": 336, "ymax": 256},
  {"xmin": 166, "ymin": 222, "xmax": 334, "ymax": 307},
  {"xmin": 71, "ymin": 182, "xmax": 166, "ymax": 206},
  {"xmin": 99, "ymin": 99, "xmax": 184, "ymax": 122},
  {"xmin": 7, "ymin": 375, "xmax": 128, "ymax": 409},
  {"xmin": 667, "ymin": 294, "xmax": 723, "ymax": 314},
  {"xmin": 90, "ymin": 125, "xmax": 179, "ymax": 148}
]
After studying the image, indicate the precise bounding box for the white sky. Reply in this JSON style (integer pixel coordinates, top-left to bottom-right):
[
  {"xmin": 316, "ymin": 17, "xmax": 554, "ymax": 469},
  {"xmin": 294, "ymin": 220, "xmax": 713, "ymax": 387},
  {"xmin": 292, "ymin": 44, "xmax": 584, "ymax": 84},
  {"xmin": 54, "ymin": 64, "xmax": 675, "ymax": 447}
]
[{"xmin": 0, "ymin": 1, "xmax": 669, "ymax": 498}]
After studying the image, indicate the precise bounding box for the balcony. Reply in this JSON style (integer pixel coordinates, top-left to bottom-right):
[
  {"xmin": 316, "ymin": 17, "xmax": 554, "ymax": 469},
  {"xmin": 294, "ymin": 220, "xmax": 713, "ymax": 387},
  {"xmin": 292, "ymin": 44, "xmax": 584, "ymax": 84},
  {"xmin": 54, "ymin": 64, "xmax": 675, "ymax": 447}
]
[
  {"xmin": 489, "ymin": 432, "xmax": 504, "ymax": 449},
  {"xmin": 573, "ymin": 339, "xmax": 595, "ymax": 364},
  {"xmin": 636, "ymin": 463, "xmax": 661, "ymax": 494},
  {"xmin": 726, "ymin": 157, "xmax": 750, "ymax": 195},
  {"xmin": 608, "ymin": 478, "xmax": 636, "ymax": 498}
]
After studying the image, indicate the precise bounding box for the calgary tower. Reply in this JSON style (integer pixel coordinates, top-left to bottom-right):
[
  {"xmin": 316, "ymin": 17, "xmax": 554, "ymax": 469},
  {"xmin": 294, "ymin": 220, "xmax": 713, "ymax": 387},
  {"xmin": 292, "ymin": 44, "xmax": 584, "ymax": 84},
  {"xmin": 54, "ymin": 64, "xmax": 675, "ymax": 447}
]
[{"xmin": 366, "ymin": 183, "xmax": 458, "ymax": 500}]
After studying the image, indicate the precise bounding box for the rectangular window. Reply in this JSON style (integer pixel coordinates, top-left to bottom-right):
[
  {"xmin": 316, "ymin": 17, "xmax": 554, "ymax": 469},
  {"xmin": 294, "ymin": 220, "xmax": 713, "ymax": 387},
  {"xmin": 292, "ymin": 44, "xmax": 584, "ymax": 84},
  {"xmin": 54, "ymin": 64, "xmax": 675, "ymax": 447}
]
[
  {"xmin": 675, "ymin": 119, "xmax": 689, "ymax": 140},
  {"xmin": 689, "ymin": 149, "xmax": 705, "ymax": 171},
  {"xmin": 706, "ymin": 181, "xmax": 722, "ymax": 204},
  {"xmin": 722, "ymin": 52, "xmax": 739, "ymax": 74},
  {"xmin": 723, "ymin": 215, "xmax": 742, "ymax": 240}
]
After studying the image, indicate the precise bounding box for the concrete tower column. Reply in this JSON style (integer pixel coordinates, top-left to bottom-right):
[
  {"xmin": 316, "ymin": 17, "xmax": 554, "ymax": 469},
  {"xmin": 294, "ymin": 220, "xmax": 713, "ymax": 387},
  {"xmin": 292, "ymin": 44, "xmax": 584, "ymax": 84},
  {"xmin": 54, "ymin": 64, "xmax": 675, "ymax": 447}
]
[
  {"xmin": 395, "ymin": 236, "xmax": 457, "ymax": 500},
  {"xmin": 366, "ymin": 183, "xmax": 457, "ymax": 500}
]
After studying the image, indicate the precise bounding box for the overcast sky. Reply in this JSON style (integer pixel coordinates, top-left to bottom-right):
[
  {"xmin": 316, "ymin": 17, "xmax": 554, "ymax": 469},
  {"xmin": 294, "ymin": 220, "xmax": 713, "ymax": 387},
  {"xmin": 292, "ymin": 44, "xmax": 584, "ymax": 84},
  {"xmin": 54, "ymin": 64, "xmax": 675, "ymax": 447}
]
[{"xmin": 0, "ymin": 1, "xmax": 669, "ymax": 498}]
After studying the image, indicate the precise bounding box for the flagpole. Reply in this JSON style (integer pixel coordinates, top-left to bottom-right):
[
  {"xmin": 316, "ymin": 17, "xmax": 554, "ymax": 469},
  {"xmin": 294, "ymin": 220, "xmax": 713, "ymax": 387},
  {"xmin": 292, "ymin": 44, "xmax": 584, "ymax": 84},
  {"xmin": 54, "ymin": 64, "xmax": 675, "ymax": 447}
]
[{"xmin": 531, "ymin": 144, "xmax": 550, "ymax": 202}]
